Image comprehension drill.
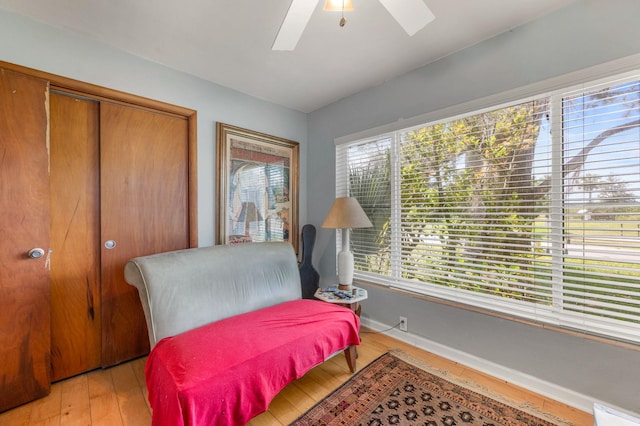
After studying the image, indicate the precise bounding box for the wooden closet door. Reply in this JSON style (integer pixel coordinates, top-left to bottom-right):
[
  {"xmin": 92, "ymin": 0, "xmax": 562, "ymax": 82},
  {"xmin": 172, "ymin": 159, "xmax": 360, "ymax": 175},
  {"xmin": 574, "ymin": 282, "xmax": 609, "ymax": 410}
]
[
  {"xmin": 49, "ymin": 93, "xmax": 101, "ymax": 381},
  {"xmin": 100, "ymin": 102, "xmax": 190, "ymax": 366},
  {"xmin": 0, "ymin": 69, "xmax": 51, "ymax": 411}
]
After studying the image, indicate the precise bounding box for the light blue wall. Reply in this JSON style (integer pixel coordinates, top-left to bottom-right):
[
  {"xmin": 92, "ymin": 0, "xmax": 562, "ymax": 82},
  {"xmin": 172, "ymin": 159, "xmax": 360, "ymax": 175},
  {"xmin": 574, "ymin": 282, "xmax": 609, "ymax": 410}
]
[
  {"xmin": 308, "ymin": 0, "xmax": 640, "ymax": 415},
  {"xmin": 0, "ymin": 8, "xmax": 307, "ymax": 247}
]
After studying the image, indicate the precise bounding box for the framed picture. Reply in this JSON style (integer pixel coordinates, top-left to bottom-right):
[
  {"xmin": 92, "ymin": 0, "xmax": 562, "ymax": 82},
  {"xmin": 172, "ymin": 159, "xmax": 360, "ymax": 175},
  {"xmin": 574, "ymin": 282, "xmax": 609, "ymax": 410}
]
[{"xmin": 216, "ymin": 122, "xmax": 299, "ymax": 252}]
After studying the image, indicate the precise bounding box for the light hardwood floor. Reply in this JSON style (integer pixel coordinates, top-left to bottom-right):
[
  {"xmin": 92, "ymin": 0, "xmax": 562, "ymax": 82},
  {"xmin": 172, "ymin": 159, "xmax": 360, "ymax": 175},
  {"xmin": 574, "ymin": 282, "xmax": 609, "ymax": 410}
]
[{"xmin": 0, "ymin": 329, "xmax": 593, "ymax": 426}]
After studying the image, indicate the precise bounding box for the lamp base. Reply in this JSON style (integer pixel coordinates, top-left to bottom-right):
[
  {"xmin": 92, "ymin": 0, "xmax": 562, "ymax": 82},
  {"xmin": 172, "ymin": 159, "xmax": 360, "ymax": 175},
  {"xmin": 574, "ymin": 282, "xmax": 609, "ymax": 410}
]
[{"xmin": 337, "ymin": 244, "xmax": 354, "ymax": 291}]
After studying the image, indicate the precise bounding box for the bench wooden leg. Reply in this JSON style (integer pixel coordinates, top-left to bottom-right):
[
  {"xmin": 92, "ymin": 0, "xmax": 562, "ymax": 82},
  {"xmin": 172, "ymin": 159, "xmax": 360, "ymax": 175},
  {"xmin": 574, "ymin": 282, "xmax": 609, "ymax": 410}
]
[{"xmin": 344, "ymin": 345, "xmax": 357, "ymax": 373}]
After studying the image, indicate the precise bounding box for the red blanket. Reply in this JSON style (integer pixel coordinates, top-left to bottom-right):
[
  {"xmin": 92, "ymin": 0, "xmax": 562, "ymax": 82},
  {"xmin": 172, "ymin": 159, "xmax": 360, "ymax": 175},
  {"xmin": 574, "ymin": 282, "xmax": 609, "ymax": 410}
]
[{"xmin": 145, "ymin": 299, "xmax": 361, "ymax": 426}]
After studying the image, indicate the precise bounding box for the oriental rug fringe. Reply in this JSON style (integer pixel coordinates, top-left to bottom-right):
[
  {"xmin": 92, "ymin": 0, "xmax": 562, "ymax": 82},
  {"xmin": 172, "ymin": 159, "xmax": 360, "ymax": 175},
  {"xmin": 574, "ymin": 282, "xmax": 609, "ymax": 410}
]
[{"xmin": 291, "ymin": 350, "xmax": 572, "ymax": 426}]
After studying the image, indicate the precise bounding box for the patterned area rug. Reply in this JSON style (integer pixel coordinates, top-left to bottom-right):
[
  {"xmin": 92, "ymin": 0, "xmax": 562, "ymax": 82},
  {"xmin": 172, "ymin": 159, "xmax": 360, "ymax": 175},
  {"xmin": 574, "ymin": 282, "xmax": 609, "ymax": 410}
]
[{"xmin": 292, "ymin": 351, "xmax": 571, "ymax": 426}]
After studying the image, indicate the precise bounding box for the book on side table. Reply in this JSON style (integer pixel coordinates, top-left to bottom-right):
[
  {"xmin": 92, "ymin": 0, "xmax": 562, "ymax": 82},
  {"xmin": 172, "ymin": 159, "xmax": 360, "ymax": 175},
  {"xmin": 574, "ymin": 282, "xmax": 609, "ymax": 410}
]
[{"xmin": 314, "ymin": 286, "xmax": 367, "ymax": 317}]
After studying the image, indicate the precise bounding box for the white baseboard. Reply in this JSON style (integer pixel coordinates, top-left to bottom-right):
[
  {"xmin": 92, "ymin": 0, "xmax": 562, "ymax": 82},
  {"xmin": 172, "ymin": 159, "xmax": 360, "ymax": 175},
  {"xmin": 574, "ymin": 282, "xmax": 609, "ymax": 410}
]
[{"xmin": 360, "ymin": 317, "xmax": 597, "ymax": 415}]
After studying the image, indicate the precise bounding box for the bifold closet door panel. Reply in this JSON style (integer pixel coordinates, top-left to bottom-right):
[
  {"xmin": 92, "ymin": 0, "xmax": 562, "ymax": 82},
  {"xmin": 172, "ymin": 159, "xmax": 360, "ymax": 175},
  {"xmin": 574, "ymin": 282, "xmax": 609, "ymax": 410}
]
[
  {"xmin": 49, "ymin": 93, "xmax": 101, "ymax": 382},
  {"xmin": 100, "ymin": 102, "xmax": 190, "ymax": 366},
  {"xmin": 0, "ymin": 69, "xmax": 51, "ymax": 411}
]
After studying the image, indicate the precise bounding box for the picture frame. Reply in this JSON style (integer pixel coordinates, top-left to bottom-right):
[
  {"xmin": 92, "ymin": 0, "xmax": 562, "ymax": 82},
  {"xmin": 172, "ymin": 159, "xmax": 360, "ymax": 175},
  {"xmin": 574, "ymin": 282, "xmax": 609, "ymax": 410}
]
[{"xmin": 216, "ymin": 122, "xmax": 299, "ymax": 252}]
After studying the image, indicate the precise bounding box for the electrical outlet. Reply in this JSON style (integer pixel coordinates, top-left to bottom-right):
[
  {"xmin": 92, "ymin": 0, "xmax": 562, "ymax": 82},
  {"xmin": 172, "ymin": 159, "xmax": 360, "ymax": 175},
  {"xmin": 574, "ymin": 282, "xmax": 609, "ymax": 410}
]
[{"xmin": 399, "ymin": 316, "xmax": 408, "ymax": 332}]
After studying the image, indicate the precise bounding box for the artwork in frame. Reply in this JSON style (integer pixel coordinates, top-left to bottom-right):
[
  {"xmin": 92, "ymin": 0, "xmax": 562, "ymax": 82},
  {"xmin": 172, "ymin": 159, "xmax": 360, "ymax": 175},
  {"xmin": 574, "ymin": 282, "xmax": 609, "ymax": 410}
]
[{"xmin": 216, "ymin": 122, "xmax": 299, "ymax": 253}]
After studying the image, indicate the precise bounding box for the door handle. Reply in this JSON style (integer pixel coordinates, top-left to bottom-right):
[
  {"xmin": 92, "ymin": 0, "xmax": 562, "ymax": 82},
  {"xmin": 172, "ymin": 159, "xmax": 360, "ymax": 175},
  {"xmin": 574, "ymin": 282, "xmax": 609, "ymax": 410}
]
[
  {"xmin": 104, "ymin": 240, "xmax": 117, "ymax": 250},
  {"xmin": 28, "ymin": 248, "xmax": 46, "ymax": 259}
]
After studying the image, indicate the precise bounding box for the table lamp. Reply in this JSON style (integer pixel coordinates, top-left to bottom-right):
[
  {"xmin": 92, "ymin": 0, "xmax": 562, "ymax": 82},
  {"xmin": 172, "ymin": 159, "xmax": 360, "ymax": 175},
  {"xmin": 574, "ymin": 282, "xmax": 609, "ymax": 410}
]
[{"xmin": 322, "ymin": 197, "xmax": 372, "ymax": 290}]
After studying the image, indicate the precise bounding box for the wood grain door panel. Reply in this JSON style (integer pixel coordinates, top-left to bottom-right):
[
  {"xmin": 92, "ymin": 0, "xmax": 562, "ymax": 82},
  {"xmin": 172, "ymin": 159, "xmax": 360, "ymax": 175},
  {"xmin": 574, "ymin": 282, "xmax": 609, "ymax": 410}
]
[
  {"xmin": 49, "ymin": 93, "xmax": 101, "ymax": 381},
  {"xmin": 100, "ymin": 102, "xmax": 190, "ymax": 366},
  {"xmin": 0, "ymin": 69, "xmax": 51, "ymax": 411}
]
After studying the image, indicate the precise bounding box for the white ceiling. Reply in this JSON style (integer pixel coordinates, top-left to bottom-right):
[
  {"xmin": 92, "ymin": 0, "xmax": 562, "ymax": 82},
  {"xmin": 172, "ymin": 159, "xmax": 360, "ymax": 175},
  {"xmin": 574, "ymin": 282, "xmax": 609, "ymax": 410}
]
[{"xmin": 0, "ymin": 0, "xmax": 576, "ymax": 113}]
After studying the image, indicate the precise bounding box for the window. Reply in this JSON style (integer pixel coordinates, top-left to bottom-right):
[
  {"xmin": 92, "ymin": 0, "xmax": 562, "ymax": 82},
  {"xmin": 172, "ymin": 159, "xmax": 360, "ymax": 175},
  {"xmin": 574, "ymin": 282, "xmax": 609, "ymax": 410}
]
[{"xmin": 336, "ymin": 71, "xmax": 640, "ymax": 344}]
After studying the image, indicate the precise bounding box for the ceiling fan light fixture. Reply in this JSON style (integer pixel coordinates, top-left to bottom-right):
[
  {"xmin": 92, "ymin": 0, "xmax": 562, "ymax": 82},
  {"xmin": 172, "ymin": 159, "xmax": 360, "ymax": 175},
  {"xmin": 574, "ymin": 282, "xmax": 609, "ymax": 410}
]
[
  {"xmin": 274, "ymin": 0, "xmax": 435, "ymax": 51},
  {"xmin": 323, "ymin": 0, "xmax": 354, "ymax": 12}
]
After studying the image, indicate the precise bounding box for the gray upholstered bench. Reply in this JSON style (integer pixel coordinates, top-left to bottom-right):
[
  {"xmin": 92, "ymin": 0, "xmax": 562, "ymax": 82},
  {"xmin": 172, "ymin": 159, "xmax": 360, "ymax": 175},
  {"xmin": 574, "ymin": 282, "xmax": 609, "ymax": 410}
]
[{"xmin": 124, "ymin": 242, "xmax": 360, "ymax": 426}]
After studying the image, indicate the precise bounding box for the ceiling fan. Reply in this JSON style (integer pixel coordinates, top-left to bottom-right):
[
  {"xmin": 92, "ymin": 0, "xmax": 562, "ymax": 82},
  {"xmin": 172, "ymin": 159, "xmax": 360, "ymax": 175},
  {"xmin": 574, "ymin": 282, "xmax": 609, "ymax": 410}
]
[{"xmin": 272, "ymin": 0, "xmax": 435, "ymax": 51}]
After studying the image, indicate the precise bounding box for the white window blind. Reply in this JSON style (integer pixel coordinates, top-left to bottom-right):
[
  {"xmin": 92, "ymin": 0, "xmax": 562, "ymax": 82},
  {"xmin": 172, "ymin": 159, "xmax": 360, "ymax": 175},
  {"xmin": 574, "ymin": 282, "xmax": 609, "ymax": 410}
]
[
  {"xmin": 336, "ymin": 71, "xmax": 640, "ymax": 344},
  {"xmin": 337, "ymin": 136, "xmax": 393, "ymax": 278}
]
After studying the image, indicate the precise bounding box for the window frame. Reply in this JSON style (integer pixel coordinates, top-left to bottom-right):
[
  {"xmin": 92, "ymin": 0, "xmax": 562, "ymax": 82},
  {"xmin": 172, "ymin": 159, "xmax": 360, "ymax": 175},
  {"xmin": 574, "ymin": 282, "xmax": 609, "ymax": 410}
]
[{"xmin": 334, "ymin": 57, "xmax": 640, "ymax": 346}]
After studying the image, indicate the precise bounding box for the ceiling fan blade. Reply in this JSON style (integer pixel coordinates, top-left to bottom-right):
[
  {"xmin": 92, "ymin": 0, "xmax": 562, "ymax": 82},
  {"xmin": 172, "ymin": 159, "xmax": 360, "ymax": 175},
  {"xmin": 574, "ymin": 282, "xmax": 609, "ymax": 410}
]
[
  {"xmin": 272, "ymin": 0, "xmax": 318, "ymax": 51},
  {"xmin": 378, "ymin": 0, "xmax": 435, "ymax": 36}
]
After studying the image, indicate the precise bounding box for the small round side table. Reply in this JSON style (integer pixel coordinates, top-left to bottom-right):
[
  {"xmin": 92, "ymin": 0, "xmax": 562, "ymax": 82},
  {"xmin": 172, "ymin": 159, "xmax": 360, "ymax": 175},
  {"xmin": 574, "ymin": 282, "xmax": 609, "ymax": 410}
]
[{"xmin": 314, "ymin": 286, "xmax": 368, "ymax": 317}]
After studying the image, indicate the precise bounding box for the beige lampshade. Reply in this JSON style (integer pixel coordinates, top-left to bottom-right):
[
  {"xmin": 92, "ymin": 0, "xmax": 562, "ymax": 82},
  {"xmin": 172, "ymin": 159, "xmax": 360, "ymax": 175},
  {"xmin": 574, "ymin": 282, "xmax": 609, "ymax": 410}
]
[
  {"xmin": 323, "ymin": 0, "xmax": 354, "ymax": 11},
  {"xmin": 322, "ymin": 197, "xmax": 373, "ymax": 229}
]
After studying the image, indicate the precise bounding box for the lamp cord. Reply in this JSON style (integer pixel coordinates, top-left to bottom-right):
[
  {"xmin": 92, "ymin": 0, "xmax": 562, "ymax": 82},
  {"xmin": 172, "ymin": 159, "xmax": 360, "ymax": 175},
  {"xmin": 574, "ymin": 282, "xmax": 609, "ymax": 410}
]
[{"xmin": 360, "ymin": 321, "xmax": 403, "ymax": 334}]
